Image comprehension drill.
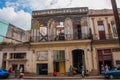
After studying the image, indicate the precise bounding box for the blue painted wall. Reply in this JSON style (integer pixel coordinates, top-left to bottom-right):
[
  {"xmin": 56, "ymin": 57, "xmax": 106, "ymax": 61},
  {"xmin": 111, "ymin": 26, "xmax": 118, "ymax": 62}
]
[{"xmin": 0, "ymin": 19, "xmax": 9, "ymax": 42}]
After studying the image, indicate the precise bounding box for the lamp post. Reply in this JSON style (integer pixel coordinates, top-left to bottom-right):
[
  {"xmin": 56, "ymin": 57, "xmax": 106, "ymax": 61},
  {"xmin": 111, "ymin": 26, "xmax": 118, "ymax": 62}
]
[{"xmin": 111, "ymin": 0, "xmax": 120, "ymax": 44}]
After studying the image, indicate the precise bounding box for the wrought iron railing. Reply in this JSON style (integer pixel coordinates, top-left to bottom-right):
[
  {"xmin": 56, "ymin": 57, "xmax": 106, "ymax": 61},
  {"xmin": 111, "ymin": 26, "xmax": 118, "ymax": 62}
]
[
  {"xmin": 92, "ymin": 33, "xmax": 118, "ymax": 40},
  {"xmin": 30, "ymin": 33, "xmax": 92, "ymax": 42}
]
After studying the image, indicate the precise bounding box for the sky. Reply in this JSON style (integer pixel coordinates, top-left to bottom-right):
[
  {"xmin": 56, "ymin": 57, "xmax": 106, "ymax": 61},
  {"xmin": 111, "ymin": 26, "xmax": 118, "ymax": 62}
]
[{"xmin": 0, "ymin": 0, "xmax": 120, "ymax": 30}]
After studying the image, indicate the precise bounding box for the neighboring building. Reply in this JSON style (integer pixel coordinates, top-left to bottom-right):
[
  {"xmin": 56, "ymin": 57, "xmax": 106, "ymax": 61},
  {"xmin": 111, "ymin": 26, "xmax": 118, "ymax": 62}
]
[
  {"xmin": 30, "ymin": 7, "xmax": 92, "ymax": 76},
  {"xmin": 88, "ymin": 9, "xmax": 120, "ymax": 75},
  {"xmin": 0, "ymin": 19, "xmax": 30, "ymax": 43},
  {"xmin": 0, "ymin": 44, "xmax": 33, "ymax": 73},
  {"xmin": 0, "ymin": 19, "xmax": 31, "ymax": 72}
]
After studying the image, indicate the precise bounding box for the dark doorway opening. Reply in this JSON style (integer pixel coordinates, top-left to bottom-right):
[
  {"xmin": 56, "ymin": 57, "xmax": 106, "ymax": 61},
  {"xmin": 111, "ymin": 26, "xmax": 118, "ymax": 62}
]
[
  {"xmin": 37, "ymin": 64, "xmax": 48, "ymax": 75},
  {"xmin": 97, "ymin": 49, "xmax": 112, "ymax": 74},
  {"xmin": 72, "ymin": 49, "xmax": 84, "ymax": 74}
]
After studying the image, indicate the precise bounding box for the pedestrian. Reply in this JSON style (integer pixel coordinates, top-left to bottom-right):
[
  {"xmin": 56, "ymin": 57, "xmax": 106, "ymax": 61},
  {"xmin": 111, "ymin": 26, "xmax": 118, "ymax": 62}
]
[
  {"xmin": 8, "ymin": 67, "xmax": 12, "ymax": 78},
  {"xmin": 53, "ymin": 70, "xmax": 57, "ymax": 76},
  {"xmin": 81, "ymin": 65, "xmax": 85, "ymax": 78},
  {"xmin": 19, "ymin": 67, "xmax": 23, "ymax": 73},
  {"xmin": 101, "ymin": 64, "xmax": 105, "ymax": 74},
  {"xmin": 105, "ymin": 64, "xmax": 109, "ymax": 72},
  {"xmin": 15, "ymin": 67, "xmax": 19, "ymax": 78},
  {"xmin": 18, "ymin": 73, "xmax": 24, "ymax": 80},
  {"xmin": 69, "ymin": 65, "xmax": 73, "ymax": 76}
]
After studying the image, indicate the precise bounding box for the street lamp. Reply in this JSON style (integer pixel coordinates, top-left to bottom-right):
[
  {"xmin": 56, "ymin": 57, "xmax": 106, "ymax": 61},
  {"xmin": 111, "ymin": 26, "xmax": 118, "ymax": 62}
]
[{"xmin": 111, "ymin": 0, "xmax": 120, "ymax": 45}]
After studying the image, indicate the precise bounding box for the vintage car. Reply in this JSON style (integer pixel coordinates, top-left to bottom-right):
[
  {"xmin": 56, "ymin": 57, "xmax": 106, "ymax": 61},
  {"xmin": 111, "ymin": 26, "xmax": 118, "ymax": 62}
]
[
  {"xmin": 103, "ymin": 66, "xmax": 120, "ymax": 79},
  {"xmin": 0, "ymin": 68, "xmax": 9, "ymax": 79}
]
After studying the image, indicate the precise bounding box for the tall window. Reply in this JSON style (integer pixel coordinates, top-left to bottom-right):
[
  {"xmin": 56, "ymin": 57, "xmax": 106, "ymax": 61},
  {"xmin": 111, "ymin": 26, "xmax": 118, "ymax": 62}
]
[
  {"xmin": 98, "ymin": 21, "xmax": 105, "ymax": 31},
  {"xmin": 97, "ymin": 21, "xmax": 106, "ymax": 39},
  {"xmin": 10, "ymin": 53, "xmax": 26, "ymax": 59},
  {"xmin": 53, "ymin": 50, "xmax": 65, "ymax": 61}
]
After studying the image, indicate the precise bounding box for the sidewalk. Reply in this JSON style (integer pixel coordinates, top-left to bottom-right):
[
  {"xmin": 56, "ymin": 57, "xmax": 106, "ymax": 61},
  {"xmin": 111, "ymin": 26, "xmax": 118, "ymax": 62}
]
[{"xmin": 10, "ymin": 75, "xmax": 104, "ymax": 79}]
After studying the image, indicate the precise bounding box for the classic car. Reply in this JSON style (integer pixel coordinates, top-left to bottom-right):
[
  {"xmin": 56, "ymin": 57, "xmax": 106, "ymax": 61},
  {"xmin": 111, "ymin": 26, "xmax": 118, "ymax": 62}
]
[
  {"xmin": 0, "ymin": 68, "xmax": 9, "ymax": 79},
  {"xmin": 103, "ymin": 66, "xmax": 120, "ymax": 79}
]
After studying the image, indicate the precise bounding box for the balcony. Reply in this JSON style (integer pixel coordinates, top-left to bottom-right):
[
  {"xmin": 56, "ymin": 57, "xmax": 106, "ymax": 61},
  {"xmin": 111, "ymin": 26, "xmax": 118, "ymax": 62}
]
[
  {"xmin": 92, "ymin": 34, "xmax": 118, "ymax": 44},
  {"xmin": 7, "ymin": 58, "xmax": 27, "ymax": 62},
  {"xmin": 31, "ymin": 33, "xmax": 92, "ymax": 42},
  {"xmin": 92, "ymin": 34, "xmax": 118, "ymax": 40}
]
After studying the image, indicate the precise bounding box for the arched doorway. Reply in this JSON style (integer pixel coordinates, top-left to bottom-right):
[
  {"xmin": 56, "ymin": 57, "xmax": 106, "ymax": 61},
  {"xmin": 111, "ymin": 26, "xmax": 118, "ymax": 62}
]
[{"xmin": 72, "ymin": 49, "xmax": 84, "ymax": 74}]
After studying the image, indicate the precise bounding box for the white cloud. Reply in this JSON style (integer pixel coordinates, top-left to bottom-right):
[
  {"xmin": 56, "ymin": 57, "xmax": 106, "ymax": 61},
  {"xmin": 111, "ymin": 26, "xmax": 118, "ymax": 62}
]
[
  {"xmin": 1, "ymin": 0, "xmax": 120, "ymax": 30},
  {"xmin": 5, "ymin": 0, "xmax": 120, "ymax": 10},
  {"xmin": 22, "ymin": 0, "xmax": 120, "ymax": 10},
  {"xmin": 0, "ymin": 7, "xmax": 31, "ymax": 30}
]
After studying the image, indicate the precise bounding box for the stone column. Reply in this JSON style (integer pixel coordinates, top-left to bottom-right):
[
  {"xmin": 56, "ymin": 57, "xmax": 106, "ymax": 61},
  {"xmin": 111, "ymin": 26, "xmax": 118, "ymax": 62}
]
[
  {"xmin": 65, "ymin": 48, "xmax": 70, "ymax": 76},
  {"xmin": 48, "ymin": 48, "xmax": 53, "ymax": 76},
  {"xmin": 6, "ymin": 52, "xmax": 10, "ymax": 69}
]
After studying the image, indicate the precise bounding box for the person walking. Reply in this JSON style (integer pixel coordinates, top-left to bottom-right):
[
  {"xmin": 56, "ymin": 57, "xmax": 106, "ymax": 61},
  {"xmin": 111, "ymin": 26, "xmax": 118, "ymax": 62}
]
[
  {"xmin": 105, "ymin": 64, "xmax": 109, "ymax": 72},
  {"xmin": 18, "ymin": 73, "xmax": 24, "ymax": 80},
  {"xmin": 101, "ymin": 64, "xmax": 105, "ymax": 74},
  {"xmin": 19, "ymin": 67, "xmax": 23, "ymax": 73},
  {"xmin": 69, "ymin": 65, "xmax": 73, "ymax": 76},
  {"xmin": 81, "ymin": 65, "xmax": 85, "ymax": 78},
  {"xmin": 8, "ymin": 67, "xmax": 12, "ymax": 78},
  {"xmin": 14, "ymin": 67, "xmax": 19, "ymax": 78}
]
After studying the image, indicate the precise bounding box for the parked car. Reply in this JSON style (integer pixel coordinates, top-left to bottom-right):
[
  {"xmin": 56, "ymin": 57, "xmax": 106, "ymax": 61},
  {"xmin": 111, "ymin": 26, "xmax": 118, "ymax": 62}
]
[
  {"xmin": 103, "ymin": 66, "xmax": 120, "ymax": 79},
  {"xmin": 0, "ymin": 68, "xmax": 9, "ymax": 79}
]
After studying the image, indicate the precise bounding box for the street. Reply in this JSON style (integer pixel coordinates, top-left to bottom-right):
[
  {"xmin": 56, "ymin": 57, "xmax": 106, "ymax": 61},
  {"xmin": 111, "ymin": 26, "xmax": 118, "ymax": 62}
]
[{"xmin": 3, "ymin": 76, "xmax": 107, "ymax": 80}]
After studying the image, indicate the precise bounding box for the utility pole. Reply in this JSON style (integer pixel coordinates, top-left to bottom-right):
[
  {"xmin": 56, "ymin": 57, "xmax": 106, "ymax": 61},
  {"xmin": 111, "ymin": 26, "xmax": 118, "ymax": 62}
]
[{"xmin": 111, "ymin": 0, "xmax": 120, "ymax": 44}]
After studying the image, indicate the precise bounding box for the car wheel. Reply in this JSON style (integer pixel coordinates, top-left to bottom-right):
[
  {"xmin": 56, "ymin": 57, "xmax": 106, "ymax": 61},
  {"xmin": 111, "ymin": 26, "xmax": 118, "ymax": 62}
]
[{"xmin": 109, "ymin": 75, "xmax": 114, "ymax": 79}]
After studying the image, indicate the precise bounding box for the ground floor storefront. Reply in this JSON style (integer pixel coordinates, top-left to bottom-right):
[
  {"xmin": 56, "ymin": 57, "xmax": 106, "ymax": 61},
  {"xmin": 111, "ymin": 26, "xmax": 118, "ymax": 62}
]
[
  {"xmin": 92, "ymin": 43, "xmax": 120, "ymax": 75},
  {"xmin": 31, "ymin": 41, "xmax": 93, "ymax": 76},
  {"xmin": 0, "ymin": 41, "xmax": 120, "ymax": 76}
]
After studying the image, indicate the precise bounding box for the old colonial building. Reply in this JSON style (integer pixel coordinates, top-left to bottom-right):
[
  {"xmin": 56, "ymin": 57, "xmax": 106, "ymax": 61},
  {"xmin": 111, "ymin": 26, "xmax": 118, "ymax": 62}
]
[
  {"xmin": 0, "ymin": 19, "xmax": 31, "ymax": 73},
  {"xmin": 0, "ymin": 19, "xmax": 30, "ymax": 43},
  {"xmin": 30, "ymin": 7, "xmax": 92, "ymax": 76},
  {"xmin": 30, "ymin": 8, "xmax": 120, "ymax": 76},
  {"xmin": 88, "ymin": 9, "xmax": 120, "ymax": 75}
]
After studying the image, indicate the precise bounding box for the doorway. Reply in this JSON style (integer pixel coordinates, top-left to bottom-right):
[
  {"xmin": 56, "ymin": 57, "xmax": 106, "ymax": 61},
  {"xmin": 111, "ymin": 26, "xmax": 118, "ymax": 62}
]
[
  {"xmin": 12, "ymin": 64, "xmax": 18, "ymax": 71},
  {"xmin": 36, "ymin": 64, "xmax": 48, "ymax": 75},
  {"xmin": 19, "ymin": 64, "xmax": 24, "ymax": 73},
  {"xmin": 53, "ymin": 50, "xmax": 65, "ymax": 75},
  {"xmin": 72, "ymin": 49, "xmax": 84, "ymax": 74},
  {"xmin": 97, "ymin": 49, "xmax": 112, "ymax": 74},
  {"xmin": 53, "ymin": 61, "xmax": 65, "ymax": 75}
]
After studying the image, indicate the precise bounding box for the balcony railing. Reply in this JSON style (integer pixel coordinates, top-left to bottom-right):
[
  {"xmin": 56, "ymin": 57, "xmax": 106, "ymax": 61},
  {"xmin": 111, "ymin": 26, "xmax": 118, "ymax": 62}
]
[
  {"xmin": 7, "ymin": 58, "xmax": 27, "ymax": 62},
  {"xmin": 31, "ymin": 33, "xmax": 92, "ymax": 42},
  {"xmin": 92, "ymin": 34, "xmax": 118, "ymax": 40}
]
